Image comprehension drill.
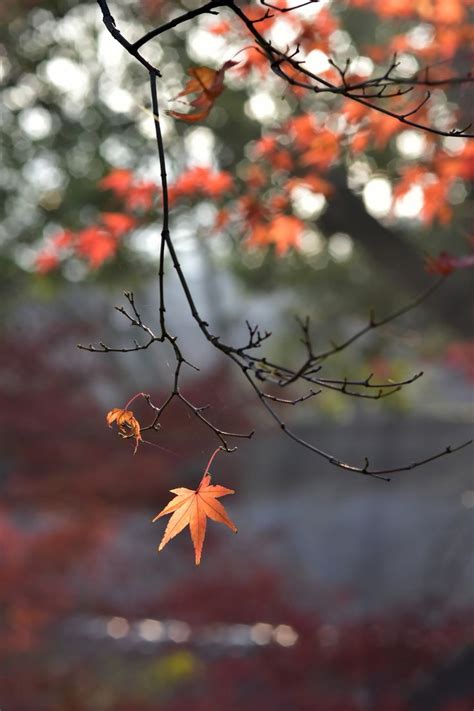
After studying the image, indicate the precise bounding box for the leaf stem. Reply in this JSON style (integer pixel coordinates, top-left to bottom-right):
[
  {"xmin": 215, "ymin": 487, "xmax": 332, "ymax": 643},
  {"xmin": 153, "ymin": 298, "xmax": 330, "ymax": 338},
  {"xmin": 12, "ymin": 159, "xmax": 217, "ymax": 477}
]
[
  {"xmin": 204, "ymin": 447, "xmax": 224, "ymax": 475},
  {"xmin": 124, "ymin": 391, "xmax": 147, "ymax": 410}
]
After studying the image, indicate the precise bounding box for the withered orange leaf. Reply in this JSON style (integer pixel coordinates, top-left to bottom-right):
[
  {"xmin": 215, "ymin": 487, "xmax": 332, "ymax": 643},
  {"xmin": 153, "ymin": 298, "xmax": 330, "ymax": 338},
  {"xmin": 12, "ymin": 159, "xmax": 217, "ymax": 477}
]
[
  {"xmin": 168, "ymin": 60, "xmax": 238, "ymax": 123},
  {"xmin": 153, "ymin": 472, "xmax": 237, "ymax": 565},
  {"xmin": 106, "ymin": 408, "xmax": 142, "ymax": 454}
]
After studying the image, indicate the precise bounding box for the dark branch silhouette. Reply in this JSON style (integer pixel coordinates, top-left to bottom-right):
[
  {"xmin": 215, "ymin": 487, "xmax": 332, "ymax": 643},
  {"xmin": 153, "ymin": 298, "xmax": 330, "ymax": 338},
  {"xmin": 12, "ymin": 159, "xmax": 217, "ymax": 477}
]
[{"xmin": 88, "ymin": 0, "xmax": 472, "ymax": 479}]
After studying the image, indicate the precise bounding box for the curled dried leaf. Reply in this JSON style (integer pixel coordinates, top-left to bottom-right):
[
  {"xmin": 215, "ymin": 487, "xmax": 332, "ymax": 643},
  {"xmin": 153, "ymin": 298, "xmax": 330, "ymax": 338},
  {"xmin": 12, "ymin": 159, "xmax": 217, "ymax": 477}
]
[
  {"xmin": 168, "ymin": 60, "xmax": 238, "ymax": 123},
  {"xmin": 106, "ymin": 408, "xmax": 142, "ymax": 454}
]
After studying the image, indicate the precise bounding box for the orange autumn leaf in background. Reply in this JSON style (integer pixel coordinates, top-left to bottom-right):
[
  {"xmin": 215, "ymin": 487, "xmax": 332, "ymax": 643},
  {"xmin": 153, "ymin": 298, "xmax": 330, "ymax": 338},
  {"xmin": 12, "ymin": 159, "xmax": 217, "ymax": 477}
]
[
  {"xmin": 99, "ymin": 169, "xmax": 156, "ymax": 211},
  {"xmin": 168, "ymin": 60, "xmax": 238, "ymax": 123},
  {"xmin": 34, "ymin": 210, "xmax": 138, "ymax": 273},
  {"xmin": 153, "ymin": 459, "xmax": 237, "ymax": 565},
  {"xmin": 106, "ymin": 408, "xmax": 142, "ymax": 454},
  {"xmin": 75, "ymin": 227, "xmax": 118, "ymax": 269},
  {"xmin": 98, "ymin": 169, "xmax": 133, "ymax": 196},
  {"xmin": 100, "ymin": 212, "xmax": 137, "ymax": 237},
  {"xmin": 268, "ymin": 215, "xmax": 304, "ymax": 254},
  {"xmin": 168, "ymin": 166, "xmax": 234, "ymax": 204},
  {"xmin": 248, "ymin": 214, "xmax": 304, "ymax": 255}
]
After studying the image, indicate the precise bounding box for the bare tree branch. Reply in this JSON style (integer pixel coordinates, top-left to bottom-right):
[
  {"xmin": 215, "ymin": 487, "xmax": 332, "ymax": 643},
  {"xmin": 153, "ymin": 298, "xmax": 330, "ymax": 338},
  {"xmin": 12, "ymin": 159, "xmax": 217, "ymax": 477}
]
[
  {"xmin": 91, "ymin": 0, "xmax": 472, "ymax": 478},
  {"xmin": 228, "ymin": 2, "xmax": 474, "ymax": 137}
]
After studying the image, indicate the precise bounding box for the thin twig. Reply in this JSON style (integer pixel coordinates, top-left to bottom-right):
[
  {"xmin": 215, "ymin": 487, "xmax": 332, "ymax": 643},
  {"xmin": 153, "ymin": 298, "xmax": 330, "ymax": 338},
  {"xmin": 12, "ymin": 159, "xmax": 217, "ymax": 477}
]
[{"xmin": 91, "ymin": 0, "xmax": 472, "ymax": 478}]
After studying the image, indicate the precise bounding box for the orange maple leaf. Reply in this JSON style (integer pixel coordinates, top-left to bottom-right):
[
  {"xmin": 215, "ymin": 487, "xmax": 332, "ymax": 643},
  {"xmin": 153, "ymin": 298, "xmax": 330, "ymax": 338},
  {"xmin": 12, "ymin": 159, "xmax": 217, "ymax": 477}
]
[
  {"xmin": 168, "ymin": 60, "xmax": 238, "ymax": 123},
  {"xmin": 76, "ymin": 227, "xmax": 118, "ymax": 268},
  {"xmin": 153, "ymin": 451, "xmax": 237, "ymax": 565},
  {"xmin": 98, "ymin": 169, "xmax": 133, "ymax": 196},
  {"xmin": 106, "ymin": 407, "xmax": 142, "ymax": 454},
  {"xmin": 35, "ymin": 251, "xmax": 60, "ymax": 274},
  {"xmin": 268, "ymin": 214, "xmax": 304, "ymax": 254},
  {"xmin": 100, "ymin": 212, "xmax": 137, "ymax": 237}
]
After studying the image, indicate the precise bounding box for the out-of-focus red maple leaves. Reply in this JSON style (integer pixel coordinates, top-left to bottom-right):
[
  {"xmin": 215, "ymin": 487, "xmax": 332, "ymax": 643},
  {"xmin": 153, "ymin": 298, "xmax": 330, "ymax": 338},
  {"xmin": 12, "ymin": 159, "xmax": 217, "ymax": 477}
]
[
  {"xmin": 168, "ymin": 166, "xmax": 234, "ymax": 205},
  {"xmin": 36, "ymin": 209, "xmax": 138, "ymax": 273},
  {"xmin": 425, "ymin": 251, "xmax": 474, "ymax": 275},
  {"xmin": 35, "ymin": 0, "xmax": 473, "ymax": 268},
  {"xmin": 35, "ymin": 164, "xmax": 238, "ymax": 271},
  {"xmin": 30, "ymin": 0, "xmax": 472, "ymax": 268},
  {"xmin": 100, "ymin": 168, "xmax": 156, "ymax": 210}
]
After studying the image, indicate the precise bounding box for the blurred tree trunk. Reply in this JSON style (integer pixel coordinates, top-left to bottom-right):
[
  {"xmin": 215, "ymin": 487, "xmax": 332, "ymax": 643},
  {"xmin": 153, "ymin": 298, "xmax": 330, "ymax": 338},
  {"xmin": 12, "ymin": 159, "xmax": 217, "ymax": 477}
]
[{"xmin": 321, "ymin": 174, "xmax": 474, "ymax": 337}]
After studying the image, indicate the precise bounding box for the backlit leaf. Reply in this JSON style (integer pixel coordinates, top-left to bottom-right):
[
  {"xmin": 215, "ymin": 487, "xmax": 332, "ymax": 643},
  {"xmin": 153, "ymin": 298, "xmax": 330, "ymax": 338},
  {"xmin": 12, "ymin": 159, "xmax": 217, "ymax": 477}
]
[
  {"xmin": 106, "ymin": 408, "xmax": 142, "ymax": 454},
  {"xmin": 168, "ymin": 60, "xmax": 238, "ymax": 123},
  {"xmin": 153, "ymin": 466, "xmax": 237, "ymax": 565}
]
